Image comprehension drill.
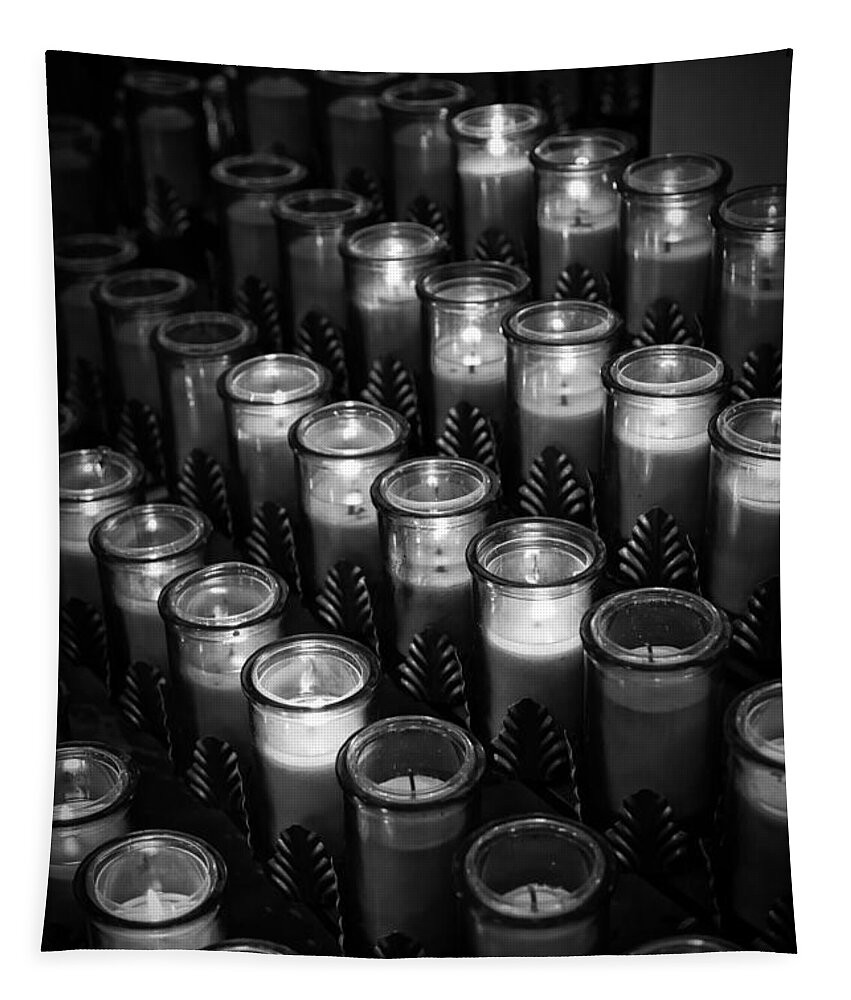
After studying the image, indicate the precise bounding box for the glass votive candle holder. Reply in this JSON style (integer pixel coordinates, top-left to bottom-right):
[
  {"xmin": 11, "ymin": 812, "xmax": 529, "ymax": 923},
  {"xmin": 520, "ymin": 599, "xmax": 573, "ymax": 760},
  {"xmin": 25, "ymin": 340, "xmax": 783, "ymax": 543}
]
[
  {"xmin": 290, "ymin": 401, "xmax": 410, "ymax": 591},
  {"xmin": 417, "ymin": 260, "xmax": 531, "ymax": 434},
  {"xmin": 336, "ymin": 715, "xmax": 487, "ymax": 956},
  {"xmin": 153, "ymin": 311, "xmax": 258, "ymax": 478},
  {"xmin": 59, "ymin": 448, "xmax": 145, "ymax": 610},
  {"xmin": 211, "ymin": 153, "xmax": 308, "ymax": 302},
  {"xmin": 48, "ymin": 743, "xmax": 138, "ymax": 929},
  {"xmin": 378, "ymin": 77, "xmax": 472, "ymax": 223},
  {"xmin": 159, "ymin": 562, "xmax": 288, "ymax": 761},
  {"xmin": 533, "ymin": 129, "xmax": 637, "ymax": 298},
  {"xmin": 456, "ymin": 815, "xmax": 616, "ymax": 956},
  {"xmin": 467, "ymin": 518, "xmax": 606, "ymax": 741},
  {"xmin": 710, "ymin": 185, "xmax": 786, "ymax": 375},
  {"xmin": 503, "ymin": 299, "xmax": 622, "ymax": 483},
  {"xmin": 242, "ymin": 634, "xmax": 380, "ymax": 856},
  {"xmin": 93, "ymin": 268, "xmax": 196, "ymax": 413},
  {"xmin": 601, "ymin": 345, "xmax": 729, "ymax": 546},
  {"xmin": 206, "ymin": 938, "xmax": 297, "ymax": 954},
  {"xmin": 341, "ymin": 221, "xmax": 449, "ymax": 378},
  {"xmin": 581, "ymin": 587, "xmax": 730, "ymax": 825},
  {"xmin": 54, "ymin": 234, "xmax": 139, "ymax": 376},
  {"xmin": 73, "ymin": 830, "xmax": 227, "ymax": 949},
  {"xmin": 273, "ymin": 188, "xmax": 372, "ymax": 333},
  {"xmin": 702, "ymin": 398, "xmax": 781, "ymax": 615},
  {"xmin": 91, "ymin": 503, "xmax": 212, "ymax": 676},
  {"xmin": 219, "ymin": 353, "xmax": 333, "ymax": 521},
  {"xmin": 122, "ymin": 69, "xmax": 208, "ymax": 211},
  {"xmin": 371, "ymin": 457, "xmax": 501, "ymax": 658},
  {"xmin": 449, "ymin": 103, "xmax": 547, "ymax": 266},
  {"xmin": 629, "ymin": 935, "xmax": 738, "ymax": 954},
  {"xmin": 722, "ymin": 680, "xmax": 790, "ymax": 934},
  {"xmin": 48, "ymin": 114, "xmax": 101, "ymax": 236},
  {"xmin": 238, "ymin": 67, "xmax": 313, "ymax": 160},
  {"xmin": 619, "ymin": 152, "xmax": 730, "ymax": 335}
]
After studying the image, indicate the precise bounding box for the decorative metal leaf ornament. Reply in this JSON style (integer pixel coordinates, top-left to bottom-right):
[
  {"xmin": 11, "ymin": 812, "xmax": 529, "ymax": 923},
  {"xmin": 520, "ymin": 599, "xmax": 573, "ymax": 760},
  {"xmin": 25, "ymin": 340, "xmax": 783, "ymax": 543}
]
[
  {"xmin": 405, "ymin": 195, "xmax": 450, "ymax": 245},
  {"xmin": 730, "ymin": 345, "xmax": 782, "ymax": 402},
  {"xmin": 294, "ymin": 311, "xmax": 350, "ymax": 398},
  {"xmin": 435, "ymin": 402, "xmax": 500, "ymax": 475},
  {"xmin": 314, "ymin": 561, "xmax": 379, "ymax": 655},
  {"xmin": 115, "ymin": 399, "xmax": 166, "ymax": 487},
  {"xmin": 64, "ymin": 358, "xmax": 109, "ymax": 440},
  {"xmin": 118, "ymin": 661, "xmax": 186, "ymax": 770},
  {"xmin": 759, "ymin": 894, "xmax": 796, "ymax": 954},
  {"xmin": 554, "ymin": 262, "xmax": 612, "ymax": 305},
  {"xmin": 59, "ymin": 598, "xmax": 111, "ymax": 694},
  {"xmin": 343, "ymin": 166, "xmax": 387, "ymax": 223},
  {"xmin": 360, "ymin": 358, "xmax": 422, "ymax": 448},
  {"xmin": 176, "ymin": 448, "xmax": 234, "ymax": 539},
  {"xmin": 242, "ymin": 501, "xmax": 302, "ymax": 598},
  {"xmin": 266, "ymin": 825, "xmax": 345, "ymax": 954},
  {"xmin": 605, "ymin": 789, "xmax": 690, "ymax": 876},
  {"xmin": 372, "ymin": 933, "xmax": 426, "ymax": 959},
  {"xmin": 614, "ymin": 507, "xmax": 700, "ymax": 593},
  {"xmin": 142, "ymin": 176, "xmax": 192, "ymax": 240},
  {"xmin": 233, "ymin": 276, "xmax": 285, "ymax": 353},
  {"xmin": 473, "ymin": 226, "xmax": 519, "ymax": 267},
  {"xmin": 184, "ymin": 736, "xmax": 251, "ymax": 842},
  {"xmin": 395, "ymin": 629, "xmax": 470, "ymax": 728},
  {"xmin": 634, "ymin": 298, "xmax": 704, "ymax": 348},
  {"xmin": 730, "ymin": 576, "xmax": 781, "ymax": 673},
  {"xmin": 516, "ymin": 447, "xmax": 594, "ymax": 528}
]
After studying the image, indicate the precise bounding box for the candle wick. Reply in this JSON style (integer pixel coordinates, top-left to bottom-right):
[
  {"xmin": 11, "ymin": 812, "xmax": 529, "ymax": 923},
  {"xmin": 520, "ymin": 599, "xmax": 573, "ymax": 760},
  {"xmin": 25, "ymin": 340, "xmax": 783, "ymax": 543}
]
[
  {"xmin": 646, "ymin": 643, "xmax": 654, "ymax": 663},
  {"xmin": 560, "ymin": 392, "xmax": 569, "ymax": 407},
  {"xmin": 407, "ymin": 769, "xmax": 416, "ymax": 795},
  {"xmin": 573, "ymin": 214, "xmax": 590, "ymax": 229},
  {"xmin": 529, "ymin": 884, "xmax": 539, "ymax": 913},
  {"xmin": 663, "ymin": 240, "xmax": 673, "ymax": 254}
]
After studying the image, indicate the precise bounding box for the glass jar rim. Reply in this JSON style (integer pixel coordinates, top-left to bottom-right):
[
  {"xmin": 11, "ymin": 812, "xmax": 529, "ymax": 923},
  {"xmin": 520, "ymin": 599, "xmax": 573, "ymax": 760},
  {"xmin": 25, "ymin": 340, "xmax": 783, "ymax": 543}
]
[
  {"xmin": 205, "ymin": 939, "xmax": 298, "ymax": 954},
  {"xmin": 620, "ymin": 152, "xmax": 730, "ymax": 198},
  {"xmin": 336, "ymin": 715, "xmax": 486, "ymax": 811},
  {"xmin": 272, "ymin": 188, "xmax": 371, "ymax": 227},
  {"xmin": 379, "ymin": 77, "xmax": 472, "ymax": 113},
  {"xmin": 54, "ymin": 233, "xmax": 139, "ymax": 275},
  {"xmin": 49, "ymin": 113, "xmax": 100, "ymax": 150},
  {"xmin": 93, "ymin": 268, "xmax": 195, "ymax": 311},
  {"xmin": 580, "ymin": 587, "xmax": 731, "ymax": 671},
  {"xmin": 502, "ymin": 300, "xmax": 621, "ymax": 347},
  {"xmin": 709, "ymin": 398, "xmax": 781, "ymax": 459},
  {"xmin": 315, "ymin": 70, "xmax": 400, "ymax": 89},
  {"xmin": 531, "ymin": 130, "xmax": 636, "ymax": 173},
  {"xmin": 210, "ymin": 153, "xmax": 308, "ymax": 192},
  {"xmin": 218, "ymin": 353, "xmax": 332, "ymax": 406},
  {"xmin": 341, "ymin": 221, "xmax": 448, "ymax": 262},
  {"xmin": 59, "ymin": 448, "xmax": 145, "ymax": 503},
  {"xmin": 715, "ymin": 184, "xmax": 786, "ymax": 233},
  {"xmin": 123, "ymin": 69, "xmax": 201, "ymax": 98},
  {"xmin": 153, "ymin": 311, "xmax": 256, "ymax": 357},
  {"xmin": 53, "ymin": 742, "xmax": 138, "ymax": 827},
  {"xmin": 449, "ymin": 103, "xmax": 546, "ymax": 141},
  {"xmin": 158, "ymin": 562, "xmax": 287, "ymax": 630},
  {"xmin": 416, "ymin": 261, "xmax": 531, "ymax": 306},
  {"xmin": 602, "ymin": 345, "xmax": 729, "ymax": 398},
  {"xmin": 629, "ymin": 935, "xmax": 739, "ymax": 954},
  {"xmin": 290, "ymin": 400, "xmax": 410, "ymax": 458},
  {"xmin": 371, "ymin": 457, "xmax": 500, "ymax": 519},
  {"xmin": 725, "ymin": 680, "xmax": 785, "ymax": 770},
  {"xmin": 90, "ymin": 503, "xmax": 212, "ymax": 563}
]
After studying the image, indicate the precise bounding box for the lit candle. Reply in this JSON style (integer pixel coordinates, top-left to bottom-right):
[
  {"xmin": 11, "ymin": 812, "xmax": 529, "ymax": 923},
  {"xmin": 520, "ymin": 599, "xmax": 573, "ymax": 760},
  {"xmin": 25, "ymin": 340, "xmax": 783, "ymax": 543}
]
[
  {"xmin": 417, "ymin": 261, "xmax": 531, "ymax": 434},
  {"xmin": 722, "ymin": 681, "xmax": 790, "ymax": 934},
  {"xmin": 337, "ymin": 715, "xmax": 486, "ymax": 956},
  {"xmin": 342, "ymin": 222, "xmax": 449, "ymax": 378},
  {"xmin": 710, "ymin": 185, "xmax": 785, "ymax": 374},
  {"xmin": 601, "ymin": 345, "xmax": 729, "ymax": 545},
  {"xmin": 59, "ymin": 448, "xmax": 145, "ymax": 610},
  {"xmin": 702, "ymin": 399, "xmax": 781, "ymax": 615},
  {"xmin": 211, "ymin": 153, "xmax": 308, "ymax": 302},
  {"xmin": 503, "ymin": 299, "xmax": 621, "ymax": 481},
  {"xmin": 153, "ymin": 311, "xmax": 257, "ymax": 479},
  {"xmin": 620, "ymin": 153, "xmax": 730, "ymax": 335},
  {"xmin": 48, "ymin": 114, "xmax": 101, "ymax": 236},
  {"xmin": 533, "ymin": 129, "xmax": 636, "ymax": 297},
  {"xmin": 159, "ymin": 562, "xmax": 288, "ymax": 761},
  {"xmin": 581, "ymin": 588, "xmax": 730, "ymax": 824},
  {"xmin": 457, "ymin": 815, "xmax": 616, "ymax": 956},
  {"xmin": 242, "ymin": 634, "xmax": 380, "ymax": 857},
  {"xmin": 468, "ymin": 518, "xmax": 607, "ymax": 740},
  {"xmin": 241, "ymin": 70, "xmax": 313, "ymax": 161},
  {"xmin": 273, "ymin": 188, "xmax": 372, "ymax": 333},
  {"xmin": 90, "ymin": 503, "xmax": 212, "ymax": 677},
  {"xmin": 93, "ymin": 268, "xmax": 196, "ymax": 413},
  {"xmin": 290, "ymin": 401, "xmax": 409, "ymax": 590},
  {"xmin": 74, "ymin": 830, "xmax": 227, "ymax": 949},
  {"xmin": 450, "ymin": 103, "xmax": 546, "ymax": 265},
  {"xmin": 371, "ymin": 458, "xmax": 501, "ymax": 658},
  {"xmin": 219, "ymin": 353, "xmax": 332, "ymax": 522}
]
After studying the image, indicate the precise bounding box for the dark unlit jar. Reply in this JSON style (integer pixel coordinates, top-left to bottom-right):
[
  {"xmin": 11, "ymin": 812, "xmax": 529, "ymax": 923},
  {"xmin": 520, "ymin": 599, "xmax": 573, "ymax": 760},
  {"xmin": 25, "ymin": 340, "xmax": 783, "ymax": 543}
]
[
  {"xmin": 48, "ymin": 114, "xmax": 101, "ymax": 235},
  {"xmin": 239, "ymin": 68, "xmax": 313, "ymax": 160}
]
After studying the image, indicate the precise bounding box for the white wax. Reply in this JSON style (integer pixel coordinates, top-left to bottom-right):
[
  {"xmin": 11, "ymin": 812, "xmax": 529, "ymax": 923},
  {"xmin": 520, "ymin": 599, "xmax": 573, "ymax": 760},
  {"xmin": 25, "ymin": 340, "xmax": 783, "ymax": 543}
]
[
  {"xmin": 500, "ymin": 883, "xmax": 576, "ymax": 914},
  {"xmin": 118, "ymin": 889, "xmax": 196, "ymax": 922},
  {"xmin": 377, "ymin": 774, "xmax": 446, "ymax": 796}
]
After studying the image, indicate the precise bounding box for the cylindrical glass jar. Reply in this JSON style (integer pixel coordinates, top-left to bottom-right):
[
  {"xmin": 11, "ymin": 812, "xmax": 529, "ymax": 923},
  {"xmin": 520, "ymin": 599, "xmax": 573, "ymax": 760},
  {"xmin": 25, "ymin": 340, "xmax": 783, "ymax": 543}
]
[
  {"xmin": 73, "ymin": 830, "xmax": 227, "ymax": 949},
  {"xmin": 417, "ymin": 261, "xmax": 531, "ymax": 433},
  {"xmin": 722, "ymin": 681, "xmax": 790, "ymax": 934},
  {"xmin": 122, "ymin": 69, "xmax": 208, "ymax": 211},
  {"xmin": 449, "ymin": 103, "xmax": 547, "ymax": 265},
  {"xmin": 581, "ymin": 588, "xmax": 730, "ymax": 824},
  {"xmin": 629, "ymin": 935, "xmax": 738, "ymax": 954},
  {"xmin": 206, "ymin": 938, "xmax": 298, "ymax": 954},
  {"xmin": 93, "ymin": 268, "xmax": 196, "ymax": 413},
  {"xmin": 371, "ymin": 458, "xmax": 501, "ymax": 657},
  {"xmin": 503, "ymin": 299, "xmax": 622, "ymax": 482},
  {"xmin": 290, "ymin": 401, "xmax": 410, "ymax": 590},
  {"xmin": 456, "ymin": 815, "xmax": 615, "ymax": 956},
  {"xmin": 702, "ymin": 399, "xmax": 781, "ymax": 615},
  {"xmin": 238, "ymin": 68, "xmax": 313, "ymax": 161},
  {"xmin": 54, "ymin": 234, "xmax": 139, "ymax": 376},
  {"xmin": 211, "ymin": 153, "xmax": 308, "ymax": 301},
  {"xmin": 342, "ymin": 221, "xmax": 449, "ymax": 378},
  {"xmin": 601, "ymin": 345, "xmax": 729, "ymax": 545},
  {"xmin": 153, "ymin": 311, "xmax": 257, "ymax": 477},
  {"xmin": 533, "ymin": 129, "xmax": 637, "ymax": 297},
  {"xmin": 159, "ymin": 562, "xmax": 288, "ymax": 761},
  {"xmin": 242, "ymin": 634, "xmax": 380, "ymax": 857},
  {"xmin": 48, "ymin": 114, "xmax": 101, "ymax": 236},
  {"xmin": 219, "ymin": 353, "xmax": 333, "ymax": 521},
  {"xmin": 710, "ymin": 185, "xmax": 786, "ymax": 375},
  {"xmin": 59, "ymin": 448, "xmax": 145, "ymax": 609},
  {"xmin": 91, "ymin": 503, "xmax": 212, "ymax": 676},
  {"xmin": 619, "ymin": 153, "xmax": 730, "ymax": 334},
  {"xmin": 59, "ymin": 402, "xmax": 82, "ymax": 452},
  {"xmin": 273, "ymin": 188, "xmax": 372, "ymax": 333},
  {"xmin": 315, "ymin": 70, "xmax": 400, "ymax": 187},
  {"xmin": 379, "ymin": 77, "xmax": 472, "ymax": 223},
  {"xmin": 48, "ymin": 743, "xmax": 138, "ymax": 932},
  {"xmin": 337, "ymin": 715, "xmax": 487, "ymax": 956},
  {"xmin": 467, "ymin": 518, "xmax": 606, "ymax": 741}
]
